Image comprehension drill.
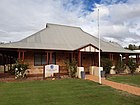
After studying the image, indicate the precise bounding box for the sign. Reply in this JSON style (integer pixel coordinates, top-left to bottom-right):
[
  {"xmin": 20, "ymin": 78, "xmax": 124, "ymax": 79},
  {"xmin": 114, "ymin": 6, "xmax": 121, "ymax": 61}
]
[{"xmin": 44, "ymin": 64, "xmax": 59, "ymax": 77}]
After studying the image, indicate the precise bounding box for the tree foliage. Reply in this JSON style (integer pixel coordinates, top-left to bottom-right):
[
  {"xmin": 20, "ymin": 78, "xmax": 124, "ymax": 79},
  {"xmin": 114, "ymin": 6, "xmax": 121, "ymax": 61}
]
[
  {"xmin": 101, "ymin": 58, "xmax": 113, "ymax": 74},
  {"xmin": 114, "ymin": 60, "xmax": 126, "ymax": 74},
  {"xmin": 127, "ymin": 58, "xmax": 138, "ymax": 75},
  {"xmin": 12, "ymin": 60, "xmax": 29, "ymax": 79},
  {"xmin": 64, "ymin": 59, "xmax": 77, "ymax": 78},
  {"xmin": 125, "ymin": 44, "xmax": 140, "ymax": 50}
]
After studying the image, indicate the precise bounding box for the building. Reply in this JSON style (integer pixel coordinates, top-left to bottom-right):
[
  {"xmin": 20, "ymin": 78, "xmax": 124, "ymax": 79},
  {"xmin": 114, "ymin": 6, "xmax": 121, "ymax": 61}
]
[
  {"xmin": 129, "ymin": 50, "xmax": 140, "ymax": 64},
  {"xmin": 0, "ymin": 23, "xmax": 139, "ymax": 75}
]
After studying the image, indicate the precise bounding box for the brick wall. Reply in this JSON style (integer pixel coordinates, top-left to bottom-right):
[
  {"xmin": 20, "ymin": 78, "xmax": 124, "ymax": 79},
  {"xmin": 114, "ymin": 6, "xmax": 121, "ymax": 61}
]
[
  {"xmin": 56, "ymin": 52, "xmax": 69, "ymax": 73},
  {"xmin": 24, "ymin": 51, "xmax": 43, "ymax": 74},
  {"xmin": 24, "ymin": 51, "xmax": 120, "ymax": 75},
  {"xmin": 24, "ymin": 51, "xmax": 70, "ymax": 74}
]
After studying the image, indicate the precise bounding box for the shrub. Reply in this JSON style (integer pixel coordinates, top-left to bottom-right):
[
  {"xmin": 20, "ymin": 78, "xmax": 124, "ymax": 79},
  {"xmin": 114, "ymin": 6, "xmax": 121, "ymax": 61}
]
[
  {"xmin": 127, "ymin": 58, "xmax": 138, "ymax": 75},
  {"xmin": 12, "ymin": 60, "xmax": 29, "ymax": 79},
  {"xmin": 114, "ymin": 60, "xmax": 126, "ymax": 74},
  {"xmin": 64, "ymin": 59, "xmax": 77, "ymax": 78},
  {"xmin": 101, "ymin": 58, "xmax": 113, "ymax": 74}
]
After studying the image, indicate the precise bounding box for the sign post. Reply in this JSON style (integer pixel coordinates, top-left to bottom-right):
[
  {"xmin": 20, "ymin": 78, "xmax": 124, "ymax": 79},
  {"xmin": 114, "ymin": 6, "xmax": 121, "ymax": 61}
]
[{"xmin": 50, "ymin": 65, "xmax": 54, "ymax": 77}]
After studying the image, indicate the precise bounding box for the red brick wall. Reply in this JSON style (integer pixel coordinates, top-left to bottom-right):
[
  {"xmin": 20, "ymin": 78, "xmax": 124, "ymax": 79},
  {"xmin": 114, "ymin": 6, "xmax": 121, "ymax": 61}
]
[
  {"xmin": 56, "ymin": 52, "xmax": 70, "ymax": 73},
  {"xmin": 24, "ymin": 51, "xmax": 43, "ymax": 74},
  {"xmin": 112, "ymin": 53, "xmax": 120, "ymax": 65},
  {"xmin": 24, "ymin": 51, "xmax": 70, "ymax": 74},
  {"xmin": 24, "ymin": 51, "xmax": 120, "ymax": 75}
]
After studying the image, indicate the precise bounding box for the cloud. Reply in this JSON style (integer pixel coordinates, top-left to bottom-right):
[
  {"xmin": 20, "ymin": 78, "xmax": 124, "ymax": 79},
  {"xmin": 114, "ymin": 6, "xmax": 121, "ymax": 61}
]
[
  {"xmin": 0, "ymin": 0, "xmax": 91, "ymax": 42},
  {"xmin": 102, "ymin": 2, "xmax": 140, "ymax": 46},
  {"xmin": 0, "ymin": 0, "xmax": 139, "ymax": 47},
  {"xmin": 81, "ymin": 0, "xmax": 140, "ymax": 46},
  {"xmin": 0, "ymin": 0, "xmax": 67, "ymax": 42}
]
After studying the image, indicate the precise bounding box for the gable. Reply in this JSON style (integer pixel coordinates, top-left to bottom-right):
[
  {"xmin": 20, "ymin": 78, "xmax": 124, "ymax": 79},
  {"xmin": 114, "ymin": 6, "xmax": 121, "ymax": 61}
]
[{"xmin": 78, "ymin": 44, "xmax": 100, "ymax": 52}]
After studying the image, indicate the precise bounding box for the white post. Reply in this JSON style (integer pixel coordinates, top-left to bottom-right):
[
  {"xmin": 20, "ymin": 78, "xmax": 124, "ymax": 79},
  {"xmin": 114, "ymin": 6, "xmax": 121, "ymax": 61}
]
[
  {"xmin": 120, "ymin": 54, "xmax": 122, "ymax": 61},
  {"xmin": 98, "ymin": 9, "xmax": 101, "ymax": 84}
]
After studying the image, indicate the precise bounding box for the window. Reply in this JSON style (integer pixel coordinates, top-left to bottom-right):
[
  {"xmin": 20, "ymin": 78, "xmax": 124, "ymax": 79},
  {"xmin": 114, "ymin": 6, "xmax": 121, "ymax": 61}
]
[
  {"xmin": 34, "ymin": 52, "xmax": 46, "ymax": 66},
  {"xmin": 34, "ymin": 52, "xmax": 56, "ymax": 66},
  {"xmin": 52, "ymin": 52, "xmax": 56, "ymax": 64}
]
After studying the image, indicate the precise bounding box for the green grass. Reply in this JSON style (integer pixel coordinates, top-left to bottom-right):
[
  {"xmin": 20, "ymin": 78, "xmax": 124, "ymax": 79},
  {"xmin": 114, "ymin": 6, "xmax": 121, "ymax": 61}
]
[
  {"xmin": 0, "ymin": 79, "xmax": 140, "ymax": 105},
  {"xmin": 107, "ymin": 75, "xmax": 140, "ymax": 87}
]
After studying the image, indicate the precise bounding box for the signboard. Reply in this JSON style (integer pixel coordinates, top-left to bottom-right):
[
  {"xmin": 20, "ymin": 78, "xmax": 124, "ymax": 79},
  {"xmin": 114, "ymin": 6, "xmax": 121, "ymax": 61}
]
[{"xmin": 44, "ymin": 64, "xmax": 59, "ymax": 77}]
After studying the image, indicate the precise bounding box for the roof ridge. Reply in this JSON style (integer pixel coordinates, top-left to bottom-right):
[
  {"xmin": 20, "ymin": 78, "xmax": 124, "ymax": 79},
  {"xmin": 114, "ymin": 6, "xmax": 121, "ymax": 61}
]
[{"xmin": 46, "ymin": 23, "xmax": 81, "ymax": 29}]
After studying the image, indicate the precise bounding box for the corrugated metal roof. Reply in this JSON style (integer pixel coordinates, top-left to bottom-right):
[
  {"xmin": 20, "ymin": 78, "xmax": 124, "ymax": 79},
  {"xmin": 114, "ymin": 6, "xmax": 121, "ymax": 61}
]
[{"xmin": 0, "ymin": 23, "xmax": 137, "ymax": 53}]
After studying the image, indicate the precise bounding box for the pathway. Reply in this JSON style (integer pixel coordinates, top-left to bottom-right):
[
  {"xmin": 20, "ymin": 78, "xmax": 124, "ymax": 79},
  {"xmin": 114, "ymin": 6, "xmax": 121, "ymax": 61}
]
[{"xmin": 86, "ymin": 75, "xmax": 140, "ymax": 96}]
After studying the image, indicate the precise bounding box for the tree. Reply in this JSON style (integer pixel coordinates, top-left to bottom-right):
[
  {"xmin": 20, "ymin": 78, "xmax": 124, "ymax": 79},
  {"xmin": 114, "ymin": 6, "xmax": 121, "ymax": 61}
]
[
  {"xmin": 127, "ymin": 58, "xmax": 138, "ymax": 75},
  {"xmin": 114, "ymin": 60, "xmax": 126, "ymax": 74},
  {"xmin": 128, "ymin": 44, "xmax": 133, "ymax": 50},
  {"xmin": 64, "ymin": 59, "xmax": 77, "ymax": 78},
  {"xmin": 101, "ymin": 58, "xmax": 113, "ymax": 74},
  {"xmin": 127, "ymin": 44, "xmax": 140, "ymax": 50}
]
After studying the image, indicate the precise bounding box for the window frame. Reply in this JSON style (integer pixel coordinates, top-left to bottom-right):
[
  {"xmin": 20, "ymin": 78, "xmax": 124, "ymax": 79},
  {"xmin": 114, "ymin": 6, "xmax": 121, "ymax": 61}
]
[
  {"xmin": 34, "ymin": 52, "xmax": 46, "ymax": 66},
  {"xmin": 34, "ymin": 52, "xmax": 56, "ymax": 66}
]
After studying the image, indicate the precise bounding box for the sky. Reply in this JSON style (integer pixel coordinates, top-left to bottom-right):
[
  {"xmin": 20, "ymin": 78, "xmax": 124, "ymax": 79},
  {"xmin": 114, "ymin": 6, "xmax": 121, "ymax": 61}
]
[{"xmin": 0, "ymin": 0, "xmax": 140, "ymax": 47}]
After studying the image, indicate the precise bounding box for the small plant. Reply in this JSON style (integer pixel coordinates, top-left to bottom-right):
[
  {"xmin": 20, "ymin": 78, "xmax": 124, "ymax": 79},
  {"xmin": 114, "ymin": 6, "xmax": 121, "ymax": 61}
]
[
  {"xmin": 12, "ymin": 60, "xmax": 29, "ymax": 79},
  {"xmin": 127, "ymin": 58, "xmax": 138, "ymax": 75},
  {"xmin": 64, "ymin": 59, "xmax": 77, "ymax": 78},
  {"xmin": 114, "ymin": 60, "xmax": 126, "ymax": 74},
  {"xmin": 101, "ymin": 58, "xmax": 113, "ymax": 74}
]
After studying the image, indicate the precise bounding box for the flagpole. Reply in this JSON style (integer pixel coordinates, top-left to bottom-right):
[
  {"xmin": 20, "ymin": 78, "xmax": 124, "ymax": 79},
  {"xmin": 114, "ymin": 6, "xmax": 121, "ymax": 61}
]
[{"xmin": 98, "ymin": 8, "xmax": 101, "ymax": 84}]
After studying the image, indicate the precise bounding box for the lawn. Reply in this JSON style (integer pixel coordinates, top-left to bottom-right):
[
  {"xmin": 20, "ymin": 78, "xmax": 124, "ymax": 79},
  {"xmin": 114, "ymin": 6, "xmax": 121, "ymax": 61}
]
[
  {"xmin": 0, "ymin": 79, "xmax": 140, "ymax": 105},
  {"xmin": 107, "ymin": 74, "xmax": 140, "ymax": 87}
]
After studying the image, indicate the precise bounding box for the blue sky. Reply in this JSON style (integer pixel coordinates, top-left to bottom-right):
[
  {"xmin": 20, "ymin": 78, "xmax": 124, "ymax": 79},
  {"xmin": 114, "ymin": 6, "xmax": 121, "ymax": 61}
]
[
  {"xmin": 64, "ymin": 0, "xmax": 127, "ymax": 12},
  {"xmin": 0, "ymin": 0, "xmax": 140, "ymax": 46}
]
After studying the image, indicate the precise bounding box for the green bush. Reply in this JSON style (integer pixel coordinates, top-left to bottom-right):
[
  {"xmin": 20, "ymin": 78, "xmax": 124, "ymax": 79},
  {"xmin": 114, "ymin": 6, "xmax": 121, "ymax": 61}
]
[
  {"xmin": 101, "ymin": 58, "xmax": 113, "ymax": 74},
  {"xmin": 12, "ymin": 60, "xmax": 29, "ymax": 79},
  {"xmin": 127, "ymin": 58, "xmax": 138, "ymax": 75},
  {"xmin": 64, "ymin": 59, "xmax": 77, "ymax": 78},
  {"xmin": 114, "ymin": 60, "xmax": 126, "ymax": 74}
]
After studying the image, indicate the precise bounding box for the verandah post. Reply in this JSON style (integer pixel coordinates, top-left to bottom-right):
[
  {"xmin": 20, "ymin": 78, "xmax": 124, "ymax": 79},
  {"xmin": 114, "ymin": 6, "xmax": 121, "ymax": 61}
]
[
  {"xmin": 78, "ymin": 51, "xmax": 81, "ymax": 67},
  {"xmin": 49, "ymin": 52, "xmax": 52, "ymax": 64}
]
